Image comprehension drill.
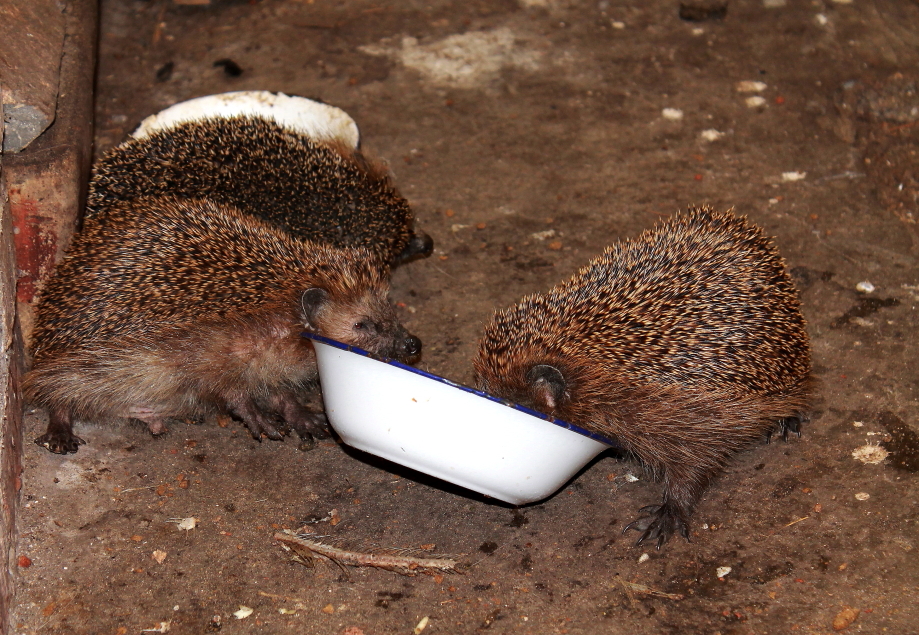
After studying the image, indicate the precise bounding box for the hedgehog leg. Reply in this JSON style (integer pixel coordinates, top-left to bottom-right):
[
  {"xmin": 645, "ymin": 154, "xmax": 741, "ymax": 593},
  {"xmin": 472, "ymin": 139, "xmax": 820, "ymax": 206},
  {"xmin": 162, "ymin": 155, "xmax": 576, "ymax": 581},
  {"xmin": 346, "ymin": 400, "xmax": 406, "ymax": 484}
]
[
  {"xmin": 623, "ymin": 500, "xmax": 691, "ymax": 550},
  {"xmin": 623, "ymin": 466, "xmax": 708, "ymax": 549},
  {"xmin": 224, "ymin": 394, "xmax": 284, "ymax": 441},
  {"xmin": 266, "ymin": 390, "xmax": 331, "ymax": 445},
  {"xmin": 34, "ymin": 407, "xmax": 85, "ymax": 455},
  {"xmin": 767, "ymin": 414, "xmax": 806, "ymax": 443}
]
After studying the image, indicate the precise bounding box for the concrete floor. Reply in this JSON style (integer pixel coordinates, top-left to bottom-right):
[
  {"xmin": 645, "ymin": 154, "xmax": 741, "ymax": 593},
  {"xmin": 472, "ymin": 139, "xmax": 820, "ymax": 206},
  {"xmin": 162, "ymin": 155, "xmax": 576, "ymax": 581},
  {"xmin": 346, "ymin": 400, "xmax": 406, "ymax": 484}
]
[{"xmin": 12, "ymin": 1, "xmax": 919, "ymax": 633}]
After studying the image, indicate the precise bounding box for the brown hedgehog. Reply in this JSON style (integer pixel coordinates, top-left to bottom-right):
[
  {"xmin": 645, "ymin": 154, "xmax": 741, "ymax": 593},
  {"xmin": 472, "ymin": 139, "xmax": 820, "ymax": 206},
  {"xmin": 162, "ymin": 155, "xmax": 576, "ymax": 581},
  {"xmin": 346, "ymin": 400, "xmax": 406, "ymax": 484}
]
[
  {"xmin": 86, "ymin": 116, "xmax": 433, "ymax": 265},
  {"xmin": 25, "ymin": 196, "xmax": 421, "ymax": 454},
  {"xmin": 473, "ymin": 206, "xmax": 812, "ymax": 548}
]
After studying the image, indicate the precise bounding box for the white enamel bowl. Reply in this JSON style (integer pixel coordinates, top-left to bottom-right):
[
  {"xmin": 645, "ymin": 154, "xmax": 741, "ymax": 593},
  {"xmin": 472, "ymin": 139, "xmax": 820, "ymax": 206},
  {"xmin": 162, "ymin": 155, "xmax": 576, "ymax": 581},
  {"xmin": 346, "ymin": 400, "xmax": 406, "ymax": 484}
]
[
  {"xmin": 304, "ymin": 333, "xmax": 616, "ymax": 505},
  {"xmin": 130, "ymin": 90, "xmax": 360, "ymax": 148}
]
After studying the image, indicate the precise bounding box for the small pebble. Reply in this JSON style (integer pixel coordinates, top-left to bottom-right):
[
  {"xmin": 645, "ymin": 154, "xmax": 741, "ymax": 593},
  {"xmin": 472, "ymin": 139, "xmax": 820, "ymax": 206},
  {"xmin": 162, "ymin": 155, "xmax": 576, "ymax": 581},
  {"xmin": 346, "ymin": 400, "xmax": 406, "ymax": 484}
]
[
  {"xmin": 662, "ymin": 108, "xmax": 684, "ymax": 121},
  {"xmin": 855, "ymin": 281, "xmax": 875, "ymax": 293},
  {"xmin": 413, "ymin": 616, "xmax": 430, "ymax": 634},
  {"xmin": 638, "ymin": 553, "xmax": 650, "ymax": 563},
  {"xmin": 735, "ymin": 80, "xmax": 767, "ymax": 93},
  {"xmin": 530, "ymin": 229, "xmax": 556, "ymax": 241},
  {"xmin": 781, "ymin": 171, "xmax": 807, "ymax": 181},
  {"xmin": 234, "ymin": 606, "xmax": 254, "ymax": 620},
  {"xmin": 700, "ymin": 129, "xmax": 725, "ymax": 142},
  {"xmin": 716, "ymin": 566, "xmax": 732, "ymax": 578},
  {"xmin": 174, "ymin": 517, "xmax": 198, "ymax": 531},
  {"xmin": 854, "ymin": 492, "xmax": 870, "ymax": 501},
  {"xmin": 745, "ymin": 96, "xmax": 767, "ymax": 108},
  {"xmin": 832, "ymin": 606, "xmax": 860, "ymax": 631}
]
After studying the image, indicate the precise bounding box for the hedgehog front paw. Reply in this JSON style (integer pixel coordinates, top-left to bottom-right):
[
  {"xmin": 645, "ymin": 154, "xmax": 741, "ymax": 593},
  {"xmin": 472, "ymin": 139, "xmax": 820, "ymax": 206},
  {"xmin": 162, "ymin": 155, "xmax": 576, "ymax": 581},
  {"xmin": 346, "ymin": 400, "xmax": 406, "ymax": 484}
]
[
  {"xmin": 266, "ymin": 391, "xmax": 331, "ymax": 443},
  {"xmin": 281, "ymin": 411, "xmax": 329, "ymax": 441},
  {"xmin": 35, "ymin": 431, "xmax": 85, "ymax": 455},
  {"xmin": 623, "ymin": 503, "xmax": 690, "ymax": 549},
  {"xmin": 231, "ymin": 405, "xmax": 285, "ymax": 441}
]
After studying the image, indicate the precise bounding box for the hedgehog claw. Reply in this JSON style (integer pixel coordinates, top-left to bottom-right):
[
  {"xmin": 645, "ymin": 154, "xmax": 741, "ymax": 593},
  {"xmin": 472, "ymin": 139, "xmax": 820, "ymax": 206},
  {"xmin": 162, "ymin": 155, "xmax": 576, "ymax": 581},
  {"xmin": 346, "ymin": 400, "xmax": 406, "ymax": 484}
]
[
  {"xmin": 35, "ymin": 409, "xmax": 85, "ymax": 454},
  {"xmin": 34, "ymin": 431, "xmax": 86, "ymax": 455},
  {"xmin": 623, "ymin": 503, "xmax": 689, "ymax": 549},
  {"xmin": 245, "ymin": 418, "xmax": 285, "ymax": 442},
  {"xmin": 299, "ymin": 413, "xmax": 330, "ymax": 439}
]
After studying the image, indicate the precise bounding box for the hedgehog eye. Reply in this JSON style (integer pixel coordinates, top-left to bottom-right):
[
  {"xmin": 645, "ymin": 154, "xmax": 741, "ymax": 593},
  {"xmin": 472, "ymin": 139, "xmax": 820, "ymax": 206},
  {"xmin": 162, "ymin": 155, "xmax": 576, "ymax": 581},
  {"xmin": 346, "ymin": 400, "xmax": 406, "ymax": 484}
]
[{"xmin": 353, "ymin": 320, "xmax": 375, "ymax": 333}]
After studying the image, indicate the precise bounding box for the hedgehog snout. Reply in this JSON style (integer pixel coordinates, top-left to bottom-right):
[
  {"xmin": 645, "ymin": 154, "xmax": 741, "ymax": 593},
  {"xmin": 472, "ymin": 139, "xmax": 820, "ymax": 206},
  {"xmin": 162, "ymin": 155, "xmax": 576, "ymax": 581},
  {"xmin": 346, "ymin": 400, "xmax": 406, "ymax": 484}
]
[
  {"xmin": 395, "ymin": 231, "xmax": 435, "ymax": 264},
  {"xmin": 401, "ymin": 334, "xmax": 422, "ymax": 360}
]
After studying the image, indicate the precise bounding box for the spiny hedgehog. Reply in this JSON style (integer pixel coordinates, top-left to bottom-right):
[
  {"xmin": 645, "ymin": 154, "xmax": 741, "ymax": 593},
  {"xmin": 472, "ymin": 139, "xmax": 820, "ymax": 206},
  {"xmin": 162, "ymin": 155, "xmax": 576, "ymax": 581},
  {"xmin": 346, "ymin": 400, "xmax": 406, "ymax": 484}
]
[
  {"xmin": 25, "ymin": 196, "xmax": 421, "ymax": 455},
  {"xmin": 86, "ymin": 115, "xmax": 432, "ymax": 265},
  {"xmin": 473, "ymin": 206, "xmax": 812, "ymax": 548}
]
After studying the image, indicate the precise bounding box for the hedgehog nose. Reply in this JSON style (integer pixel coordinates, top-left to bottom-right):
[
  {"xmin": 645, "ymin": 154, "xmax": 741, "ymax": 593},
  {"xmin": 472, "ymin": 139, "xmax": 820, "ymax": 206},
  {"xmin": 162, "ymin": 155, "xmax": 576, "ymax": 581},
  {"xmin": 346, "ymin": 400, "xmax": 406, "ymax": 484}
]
[{"xmin": 402, "ymin": 335, "xmax": 422, "ymax": 360}]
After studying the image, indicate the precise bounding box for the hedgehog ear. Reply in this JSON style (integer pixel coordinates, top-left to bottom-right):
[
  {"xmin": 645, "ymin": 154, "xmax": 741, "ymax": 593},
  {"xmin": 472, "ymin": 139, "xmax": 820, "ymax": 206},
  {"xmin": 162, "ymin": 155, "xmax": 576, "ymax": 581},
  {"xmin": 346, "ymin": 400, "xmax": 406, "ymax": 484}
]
[
  {"xmin": 526, "ymin": 364, "xmax": 567, "ymax": 412},
  {"xmin": 300, "ymin": 288, "xmax": 329, "ymax": 331}
]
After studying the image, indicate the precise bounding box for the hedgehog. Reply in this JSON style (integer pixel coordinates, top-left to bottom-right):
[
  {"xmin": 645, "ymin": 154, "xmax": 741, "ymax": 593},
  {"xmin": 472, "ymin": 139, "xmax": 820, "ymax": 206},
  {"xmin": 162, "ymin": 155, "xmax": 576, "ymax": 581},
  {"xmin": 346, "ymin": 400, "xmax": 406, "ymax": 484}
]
[
  {"xmin": 24, "ymin": 195, "xmax": 421, "ymax": 455},
  {"xmin": 473, "ymin": 206, "xmax": 812, "ymax": 548},
  {"xmin": 86, "ymin": 93, "xmax": 432, "ymax": 265}
]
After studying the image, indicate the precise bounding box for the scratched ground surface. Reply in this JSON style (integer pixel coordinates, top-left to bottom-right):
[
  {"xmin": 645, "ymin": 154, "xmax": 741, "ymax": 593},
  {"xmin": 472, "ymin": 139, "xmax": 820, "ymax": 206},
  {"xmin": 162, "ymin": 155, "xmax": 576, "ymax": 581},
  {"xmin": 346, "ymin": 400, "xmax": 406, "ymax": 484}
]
[{"xmin": 12, "ymin": 0, "xmax": 919, "ymax": 634}]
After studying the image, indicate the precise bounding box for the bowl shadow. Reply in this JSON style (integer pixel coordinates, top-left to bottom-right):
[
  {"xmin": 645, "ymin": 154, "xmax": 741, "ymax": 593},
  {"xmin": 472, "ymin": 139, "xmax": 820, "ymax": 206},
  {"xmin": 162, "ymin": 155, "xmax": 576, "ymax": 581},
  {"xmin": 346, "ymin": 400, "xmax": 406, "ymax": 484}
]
[{"xmin": 336, "ymin": 441, "xmax": 624, "ymax": 508}]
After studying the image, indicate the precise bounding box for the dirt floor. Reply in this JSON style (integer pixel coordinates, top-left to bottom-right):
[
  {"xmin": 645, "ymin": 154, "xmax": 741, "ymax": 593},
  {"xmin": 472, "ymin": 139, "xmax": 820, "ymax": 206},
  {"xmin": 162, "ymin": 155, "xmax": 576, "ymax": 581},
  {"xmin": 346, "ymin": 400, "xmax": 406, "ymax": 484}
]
[{"xmin": 10, "ymin": 0, "xmax": 919, "ymax": 633}]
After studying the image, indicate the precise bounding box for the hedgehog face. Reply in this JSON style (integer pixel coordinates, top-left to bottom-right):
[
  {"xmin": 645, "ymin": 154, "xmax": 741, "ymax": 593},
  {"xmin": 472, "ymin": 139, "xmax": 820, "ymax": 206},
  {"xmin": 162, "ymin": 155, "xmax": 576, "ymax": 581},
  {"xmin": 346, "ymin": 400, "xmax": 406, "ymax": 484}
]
[{"xmin": 300, "ymin": 287, "xmax": 421, "ymax": 364}]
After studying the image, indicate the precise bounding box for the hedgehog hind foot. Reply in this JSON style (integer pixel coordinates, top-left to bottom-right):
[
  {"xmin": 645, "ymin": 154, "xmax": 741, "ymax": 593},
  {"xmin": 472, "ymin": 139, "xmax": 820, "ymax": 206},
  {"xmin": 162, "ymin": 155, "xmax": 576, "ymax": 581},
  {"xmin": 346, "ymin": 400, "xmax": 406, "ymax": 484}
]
[
  {"xmin": 35, "ymin": 408, "xmax": 85, "ymax": 455},
  {"xmin": 768, "ymin": 414, "xmax": 807, "ymax": 443},
  {"xmin": 623, "ymin": 502, "xmax": 691, "ymax": 550}
]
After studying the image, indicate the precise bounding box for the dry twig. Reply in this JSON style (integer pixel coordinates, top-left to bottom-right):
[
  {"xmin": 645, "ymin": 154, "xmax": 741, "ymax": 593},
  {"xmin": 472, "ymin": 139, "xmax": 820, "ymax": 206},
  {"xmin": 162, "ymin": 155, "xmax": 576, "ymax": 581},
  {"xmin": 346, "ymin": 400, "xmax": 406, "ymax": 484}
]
[{"xmin": 275, "ymin": 531, "xmax": 464, "ymax": 577}]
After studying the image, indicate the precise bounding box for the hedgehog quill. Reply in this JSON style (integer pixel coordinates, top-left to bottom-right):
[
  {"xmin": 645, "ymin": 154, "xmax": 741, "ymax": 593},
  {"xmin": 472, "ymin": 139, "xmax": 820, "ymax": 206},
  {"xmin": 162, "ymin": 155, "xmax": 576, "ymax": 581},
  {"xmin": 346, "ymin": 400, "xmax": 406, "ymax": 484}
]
[
  {"xmin": 25, "ymin": 197, "xmax": 421, "ymax": 454},
  {"xmin": 87, "ymin": 116, "xmax": 432, "ymax": 266},
  {"xmin": 473, "ymin": 206, "xmax": 812, "ymax": 548}
]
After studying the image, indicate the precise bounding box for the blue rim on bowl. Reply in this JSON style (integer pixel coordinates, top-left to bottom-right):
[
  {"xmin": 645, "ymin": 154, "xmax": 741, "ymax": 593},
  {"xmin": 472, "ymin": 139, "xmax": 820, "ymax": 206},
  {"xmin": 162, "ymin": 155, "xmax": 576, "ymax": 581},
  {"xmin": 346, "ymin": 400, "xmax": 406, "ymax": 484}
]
[{"xmin": 302, "ymin": 332, "xmax": 621, "ymax": 450}]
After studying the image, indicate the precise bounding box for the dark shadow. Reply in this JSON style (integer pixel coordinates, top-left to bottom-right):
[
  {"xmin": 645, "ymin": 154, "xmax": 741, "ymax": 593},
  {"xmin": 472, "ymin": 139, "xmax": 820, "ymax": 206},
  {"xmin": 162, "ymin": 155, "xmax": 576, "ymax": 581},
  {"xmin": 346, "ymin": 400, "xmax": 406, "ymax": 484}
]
[{"xmin": 336, "ymin": 442, "xmax": 623, "ymax": 508}]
